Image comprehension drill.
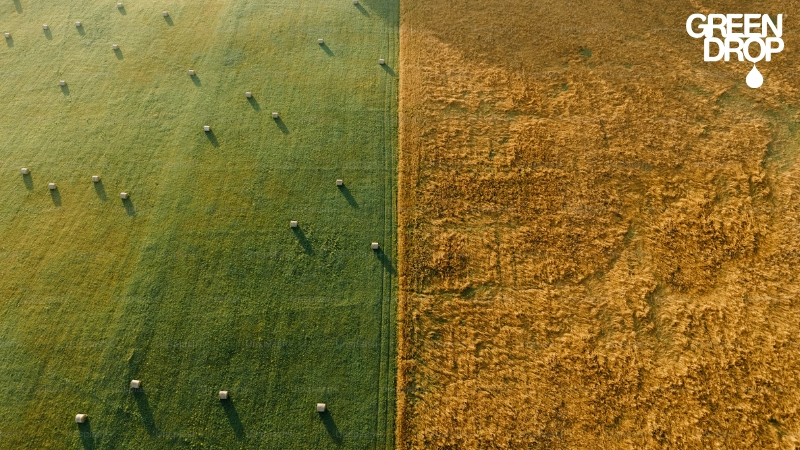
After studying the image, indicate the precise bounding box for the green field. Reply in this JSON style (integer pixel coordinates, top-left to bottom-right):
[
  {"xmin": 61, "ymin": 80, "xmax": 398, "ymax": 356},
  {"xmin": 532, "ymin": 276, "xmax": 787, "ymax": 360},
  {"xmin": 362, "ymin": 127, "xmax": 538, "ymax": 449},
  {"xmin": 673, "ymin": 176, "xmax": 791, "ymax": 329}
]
[{"xmin": 0, "ymin": 0, "xmax": 397, "ymax": 448}]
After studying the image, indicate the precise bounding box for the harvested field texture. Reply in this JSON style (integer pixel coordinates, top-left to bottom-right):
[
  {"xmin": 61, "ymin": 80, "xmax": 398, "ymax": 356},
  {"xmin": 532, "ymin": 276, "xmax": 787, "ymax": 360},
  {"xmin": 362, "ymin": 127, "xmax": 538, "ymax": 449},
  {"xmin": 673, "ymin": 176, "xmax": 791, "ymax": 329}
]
[{"xmin": 397, "ymin": 1, "xmax": 800, "ymax": 448}]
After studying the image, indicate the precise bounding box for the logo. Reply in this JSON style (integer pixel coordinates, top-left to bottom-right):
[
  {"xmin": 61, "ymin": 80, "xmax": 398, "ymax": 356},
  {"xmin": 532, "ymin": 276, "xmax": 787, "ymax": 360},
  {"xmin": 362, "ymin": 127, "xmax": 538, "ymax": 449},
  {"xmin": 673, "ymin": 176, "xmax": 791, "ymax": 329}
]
[{"xmin": 686, "ymin": 14, "xmax": 784, "ymax": 88}]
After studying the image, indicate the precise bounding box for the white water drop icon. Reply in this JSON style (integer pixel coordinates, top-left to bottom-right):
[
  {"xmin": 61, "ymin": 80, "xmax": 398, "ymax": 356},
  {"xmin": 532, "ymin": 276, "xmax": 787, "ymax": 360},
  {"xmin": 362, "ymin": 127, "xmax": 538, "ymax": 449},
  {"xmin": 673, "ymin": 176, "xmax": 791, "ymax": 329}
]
[{"xmin": 746, "ymin": 65, "xmax": 763, "ymax": 89}]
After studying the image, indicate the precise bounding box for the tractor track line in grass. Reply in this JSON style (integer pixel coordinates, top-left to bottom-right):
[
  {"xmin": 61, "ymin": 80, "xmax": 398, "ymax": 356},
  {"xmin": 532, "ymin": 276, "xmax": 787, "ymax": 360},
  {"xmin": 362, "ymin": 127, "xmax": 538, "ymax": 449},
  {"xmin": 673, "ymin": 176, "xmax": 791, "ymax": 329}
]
[{"xmin": 375, "ymin": 1, "xmax": 399, "ymax": 446}]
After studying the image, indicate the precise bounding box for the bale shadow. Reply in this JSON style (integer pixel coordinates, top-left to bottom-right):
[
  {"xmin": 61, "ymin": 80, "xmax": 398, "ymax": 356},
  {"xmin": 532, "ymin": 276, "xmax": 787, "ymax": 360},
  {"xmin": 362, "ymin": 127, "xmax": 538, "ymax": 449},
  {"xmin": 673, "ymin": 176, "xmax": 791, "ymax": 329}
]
[
  {"xmin": 381, "ymin": 64, "xmax": 396, "ymax": 77},
  {"xmin": 22, "ymin": 173, "xmax": 33, "ymax": 190},
  {"xmin": 94, "ymin": 181, "xmax": 107, "ymax": 200},
  {"xmin": 77, "ymin": 421, "xmax": 96, "ymax": 450},
  {"xmin": 320, "ymin": 411, "xmax": 343, "ymax": 445},
  {"xmin": 355, "ymin": 3, "xmax": 369, "ymax": 16},
  {"xmin": 13, "ymin": 0, "xmax": 21, "ymax": 13},
  {"xmin": 337, "ymin": 185, "xmax": 358, "ymax": 208},
  {"xmin": 320, "ymin": 43, "xmax": 334, "ymax": 56},
  {"xmin": 164, "ymin": 15, "xmax": 174, "ymax": 26},
  {"xmin": 77, "ymin": 26, "xmax": 85, "ymax": 36},
  {"xmin": 222, "ymin": 400, "xmax": 245, "ymax": 439},
  {"xmin": 50, "ymin": 189, "xmax": 62, "ymax": 206},
  {"xmin": 5, "ymin": 36, "xmax": 13, "ymax": 48},
  {"xmin": 191, "ymin": 76, "xmax": 202, "ymax": 87},
  {"xmin": 133, "ymin": 389, "xmax": 156, "ymax": 435},
  {"xmin": 292, "ymin": 227, "xmax": 313, "ymax": 255},
  {"xmin": 247, "ymin": 96, "xmax": 260, "ymax": 111},
  {"xmin": 44, "ymin": 28, "xmax": 52, "ymax": 40},
  {"xmin": 376, "ymin": 249, "xmax": 396, "ymax": 275},
  {"xmin": 118, "ymin": 5, "xmax": 127, "ymax": 15},
  {"xmin": 61, "ymin": 84, "xmax": 70, "ymax": 96},
  {"xmin": 274, "ymin": 117, "xmax": 289, "ymax": 134},
  {"xmin": 205, "ymin": 130, "xmax": 219, "ymax": 147},
  {"xmin": 122, "ymin": 197, "xmax": 135, "ymax": 216},
  {"xmin": 114, "ymin": 48, "xmax": 123, "ymax": 60},
  {"xmin": 359, "ymin": 0, "xmax": 395, "ymax": 23}
]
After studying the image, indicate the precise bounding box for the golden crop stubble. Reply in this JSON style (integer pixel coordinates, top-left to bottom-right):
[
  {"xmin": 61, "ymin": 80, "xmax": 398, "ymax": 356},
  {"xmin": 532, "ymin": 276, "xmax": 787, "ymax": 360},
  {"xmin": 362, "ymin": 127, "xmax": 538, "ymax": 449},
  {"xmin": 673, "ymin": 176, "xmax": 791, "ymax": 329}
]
[{"xmin": 398, "ymin": 0, "xmax": 800, "ymax": 448}]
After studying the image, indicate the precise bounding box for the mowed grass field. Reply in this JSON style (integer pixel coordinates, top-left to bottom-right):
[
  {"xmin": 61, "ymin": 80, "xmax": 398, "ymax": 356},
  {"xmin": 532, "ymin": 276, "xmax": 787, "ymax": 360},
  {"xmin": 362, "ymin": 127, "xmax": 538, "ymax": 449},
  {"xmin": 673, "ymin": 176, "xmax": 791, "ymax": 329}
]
[
  {"xmin": 0, "ymin": 0, "xmax": 397, "ymax": 448},
  {"xmin": 398, "ymin": 0, "xmax": 800, "ymax": 448}
]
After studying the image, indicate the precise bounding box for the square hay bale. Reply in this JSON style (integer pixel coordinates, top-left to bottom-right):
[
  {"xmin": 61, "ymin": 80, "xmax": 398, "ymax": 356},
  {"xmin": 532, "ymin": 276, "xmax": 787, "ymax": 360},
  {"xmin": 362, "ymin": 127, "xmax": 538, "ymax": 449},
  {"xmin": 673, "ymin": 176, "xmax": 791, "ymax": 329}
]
[
  {"xmin": 379, "ymin": 58, "xmax": 386, "ymax": 65},
  {"xmin": 272, "ymin": 112, "xmax": 279, "ymax": 119},
  {"xmin": 92, "ymin": 175, "xmax": 100, "ymax": 182},
  {"xmin": 130, "ymin": 380, "xmax": 141, "ymax": 389},
  {"xmin": 162, "ymin": 11, "xmax": 169, "ymax": 17},
  {"xmin": 75, "ymin": 21, "xmax": 82, "ymax": 27},
  {"xmin": 120, "ymin": 192, "xmax": 129, "ymax": 200},
  {"xmin": 318, "ymin": 38, "xmax": 324, "ymax": 44},
  {"xmin": 316, "ymin": 403, "xmax": 326, "ymax": 413},
  {"xmin": 20, "ymin": 168, "xmax": 29, "ymax": 175},
  {"xmin": 59, "ymin": 80, "xmax": 66, "ymax": 86},
  {"xmin": 117, "ymin": 2, "xmax": 123, "ymax": 8},
  {"xmin": 336, "ymin": 179, "xmax": 343, "ymax": 186},
  {"xmin": 218, "ymin": 391, "xmax": 228, "ymax": 400},
  {"xmin": 42, "ymin": 24, "xmax": 49, "ymax": 30},
  {"xmin": 112, "ymin": 44, "xmax": 119, "ymax": 50},
  {"xmin": 371, "ymin": 242, "xmax": 379, "ymax": 250},
  {"xmin": 290, "ymin": 220, "xmax": 298, "ymax": 228},
  {"xmin": 203, "ymin": 125, "xmax": 210, "ymax": 132},
  {"xmin": 188, "ymin": 69, "xmax": 195, "ymax": 76},
  {"xmin": 4, "ymin": 33, "xmax": 9, "ymax": 39},
  {"xmin": 354, "ymin": 0, "xmax": 359, "ymax": 4},
  {"xmin": 75, "ymin": 414, "xmax": 87, "ymax": 424},
  {"xmin": 245, "ymin": 91, "xmax": 252, "ymax": 98},
  {"xmin": 48, "ymin": 183, "xmax": 56, "ymax": 190}
]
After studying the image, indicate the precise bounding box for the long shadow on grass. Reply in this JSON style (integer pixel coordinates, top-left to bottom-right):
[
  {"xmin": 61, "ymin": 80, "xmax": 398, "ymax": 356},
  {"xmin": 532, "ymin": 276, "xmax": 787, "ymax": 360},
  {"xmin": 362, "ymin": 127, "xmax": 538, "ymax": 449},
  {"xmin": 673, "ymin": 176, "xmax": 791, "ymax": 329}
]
[
  {"xmin": 320, "ymin": 411, "xmax": 343, "ymax": 445},
  {"xmin": 381, "ymin": 64, "xmax": 396, "ymax": 77},
  {"xmin": 376, "ymin": 249, "xmax": 396, "ymax": 275},
  {"xmin": 206, "ymin": 130, "xmax": 219, "ymax": 147},
  {"xmin": 222, "ymin": 400, "xmax": 245, "ymax": 439},
  {"xmin": 274, "ymin": 117, "xmax": 289, "ymax": 134},
  {"xmin": 164, "ymin": 15, "xmax": 174, "ymax": 26},
  {"xmin": 358, "ymin": 0, "xmax": 396, "ymax": 23},
  {"xmin": 78, "ymin": 421, "xmax": 97, "ymax": 449},
  {"xmin": 292, "ymin": 227, "xmax": 313, "ymax": 255},
  {"xmin": 94, "ymin": 181, "xmax": 107, "ymax": 200},
  {"xmin": 122, "ymin": 197, "xmax": 135, "ymax": 216},
  {"xmin": 50, "ymin": 189, "xmax": 62, "ymax": 206},
  {"xmin": 118, "ymin": 5, "xmax": 126, "ymax": 15},
  {"xmin": 44, "ymin": 28, "xmax": 52, "ymax": 40},
  {"xmin": 191, "ymin": 75, "xmax": 202, "ymax": 87},
  {"xmin": 114, "ymin": 48, "xmax": 123, "ymax": 60},
  {"xmin": 6, "ymin": 36, "xmax": 14, "ymax": 48},
  {"xmin": 134, "ymin": 390, "xmax": 157, "ymax": 435},
  {"xmin": 13, "ymin": 0, "xmax": 21, "ymax": 13},
  {"xmin": 247, "ymin": 96, "xmax": 260, "ymax": 111},
  {"xmin": 320, "ymin": 43, "xmax": 334, "ymax": 56},
  {"xmin": 337, "ymin": 185, "xmax": 358, "ymax": 208},
  {"xmin": 77, "ymin": 26, "xmax": 85, "ymax": 36},
  {"xmin": 355, "ymin": 3, "xmax": 369, "ymax": 16},
  {"xmin": 61, "ymin": 84, "xmax": 70, "ymax": 96},
  {"xmin": 22, "ymin": 173, "xmax": 33, "ymax": 190}
]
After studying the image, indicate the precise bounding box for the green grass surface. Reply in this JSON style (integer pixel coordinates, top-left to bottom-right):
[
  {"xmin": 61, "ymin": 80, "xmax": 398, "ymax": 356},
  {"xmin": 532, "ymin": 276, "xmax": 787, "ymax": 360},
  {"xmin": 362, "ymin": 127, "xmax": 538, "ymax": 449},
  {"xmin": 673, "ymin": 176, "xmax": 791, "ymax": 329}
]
[{"xmin": 0, "ymin": 0, "xmax": 398, "ymax": 448}]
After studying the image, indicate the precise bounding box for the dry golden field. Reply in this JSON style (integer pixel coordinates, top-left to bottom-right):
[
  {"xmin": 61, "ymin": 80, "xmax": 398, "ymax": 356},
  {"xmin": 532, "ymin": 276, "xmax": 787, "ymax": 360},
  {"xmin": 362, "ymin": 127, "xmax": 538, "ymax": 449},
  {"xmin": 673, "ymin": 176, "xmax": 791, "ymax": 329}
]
[{"xmin": 397, "ymin": 1, "xmax": 800, "ymax": 448}]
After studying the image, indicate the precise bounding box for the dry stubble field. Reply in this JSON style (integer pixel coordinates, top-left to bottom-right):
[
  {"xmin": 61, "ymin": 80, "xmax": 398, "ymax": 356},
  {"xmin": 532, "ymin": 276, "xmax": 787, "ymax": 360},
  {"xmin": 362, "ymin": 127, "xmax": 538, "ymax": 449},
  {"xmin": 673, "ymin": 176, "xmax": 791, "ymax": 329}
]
[{"xmin": 397, "ymin": 0, "xmax": 800, "ymax": 448}]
